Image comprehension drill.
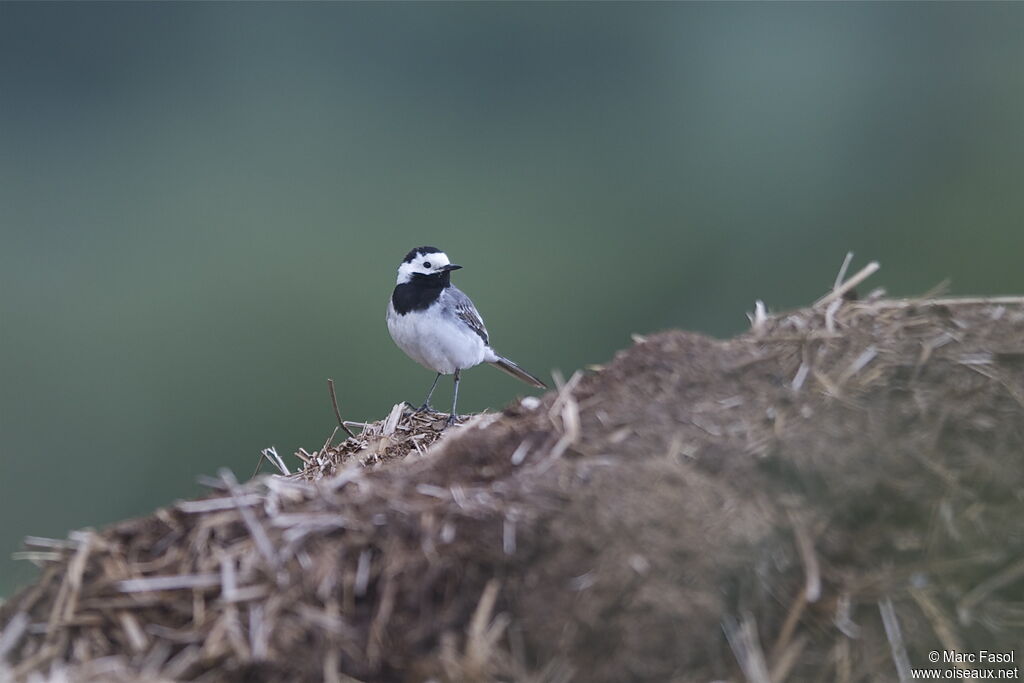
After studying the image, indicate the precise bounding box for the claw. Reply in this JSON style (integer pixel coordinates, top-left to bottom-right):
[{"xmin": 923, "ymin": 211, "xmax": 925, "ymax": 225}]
[{"xmin": 445, "ymin": 413, "xmax": 458, "ymax": 427}]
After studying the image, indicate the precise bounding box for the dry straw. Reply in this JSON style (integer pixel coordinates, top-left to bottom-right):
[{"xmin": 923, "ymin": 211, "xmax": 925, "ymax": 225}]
[{"xmin": 2, "ymin": 256, "xmax": 1023, "ymax": 682}]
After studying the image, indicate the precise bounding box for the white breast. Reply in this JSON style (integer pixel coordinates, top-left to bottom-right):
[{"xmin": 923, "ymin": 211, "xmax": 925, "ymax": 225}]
[{"xmin": 387, "ymin": 300, "xmax": 488, "ymax": 375}]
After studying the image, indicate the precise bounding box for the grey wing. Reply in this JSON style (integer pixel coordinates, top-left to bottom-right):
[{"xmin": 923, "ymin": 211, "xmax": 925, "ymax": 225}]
[{"xmin": 447, "ymin": 287, "xmax": 489, "ymax": 344}]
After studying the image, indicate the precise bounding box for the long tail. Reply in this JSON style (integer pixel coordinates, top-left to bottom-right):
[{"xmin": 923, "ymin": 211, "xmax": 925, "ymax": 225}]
[{"xmin": 489, "ymin": 355, "xmax": 548, "ymax": 389}]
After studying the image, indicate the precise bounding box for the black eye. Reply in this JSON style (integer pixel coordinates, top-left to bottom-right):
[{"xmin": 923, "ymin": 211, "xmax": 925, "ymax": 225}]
[{"xmin": 423, "ymin": 261, "xmax": 432, "ymax": 269}]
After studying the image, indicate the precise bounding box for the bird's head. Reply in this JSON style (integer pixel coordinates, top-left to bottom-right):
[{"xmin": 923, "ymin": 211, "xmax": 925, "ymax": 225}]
[{"xmin": 396, "ymin": 246, "xmax": 462, "ymax": 285}]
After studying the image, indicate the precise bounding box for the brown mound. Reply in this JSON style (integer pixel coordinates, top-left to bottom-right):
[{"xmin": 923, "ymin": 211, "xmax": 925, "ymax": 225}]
[{"xmin": 2, "ymin": 295, "xmax": 1023, "ymax": 682}]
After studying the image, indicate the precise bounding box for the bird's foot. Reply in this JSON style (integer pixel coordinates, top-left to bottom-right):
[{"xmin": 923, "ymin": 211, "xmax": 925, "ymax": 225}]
[
  {"xmin": 414, "ymin": 402, "xmax": 434, "ymax": 414},
  {"xmin": 445, "ymin": 413, "xmax": 459, "ymax": 427}
]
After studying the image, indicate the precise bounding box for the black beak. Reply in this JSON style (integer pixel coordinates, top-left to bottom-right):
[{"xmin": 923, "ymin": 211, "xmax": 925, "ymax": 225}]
[{"xmin": 441, "ymin": 264, "xmax": 463, "ymax": 272}]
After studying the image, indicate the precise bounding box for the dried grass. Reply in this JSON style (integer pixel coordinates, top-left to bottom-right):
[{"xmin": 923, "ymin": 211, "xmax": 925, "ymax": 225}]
[{"xmin": 3, "ymin": 264, "xmax": 1024, "ymax": 682}]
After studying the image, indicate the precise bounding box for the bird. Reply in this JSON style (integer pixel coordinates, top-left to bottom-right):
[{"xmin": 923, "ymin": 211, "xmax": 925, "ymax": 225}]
[{"xmin": 386, "ymin": 246, "xmax": 547, "ymax": 426}]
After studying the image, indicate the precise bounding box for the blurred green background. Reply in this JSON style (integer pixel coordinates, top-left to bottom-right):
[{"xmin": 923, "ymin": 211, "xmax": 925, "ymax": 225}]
[{"xmin": 2, "ymin": 2, "xmax": 1023, "ymax": 596}]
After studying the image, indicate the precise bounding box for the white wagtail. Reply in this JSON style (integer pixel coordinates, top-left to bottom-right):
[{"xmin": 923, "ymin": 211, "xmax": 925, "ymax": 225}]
[{"xmin": 387, "ymin": 246, "xmax": 547, "ymax": 426}]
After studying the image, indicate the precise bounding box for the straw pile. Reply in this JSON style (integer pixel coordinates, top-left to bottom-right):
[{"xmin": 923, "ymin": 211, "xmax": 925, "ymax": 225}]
[{"xmin": 2, "ymin": 272, "xmax": 1023, "ymax": 682}]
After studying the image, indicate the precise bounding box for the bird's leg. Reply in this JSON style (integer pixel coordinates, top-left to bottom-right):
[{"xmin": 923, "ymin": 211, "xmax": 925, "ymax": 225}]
[
  {"xmin": 416, "ymin": 372, "xmax": 442, "ymax": 413},
  {"xmin": 447, "ymin": 369, "xmax": 461, "ymax": 426}
]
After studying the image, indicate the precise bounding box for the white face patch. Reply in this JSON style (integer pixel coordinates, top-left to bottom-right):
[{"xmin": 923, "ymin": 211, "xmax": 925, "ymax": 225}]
[{"xmin": 396, "ymin": 250, "xmax": 451, "ymax": 284}]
